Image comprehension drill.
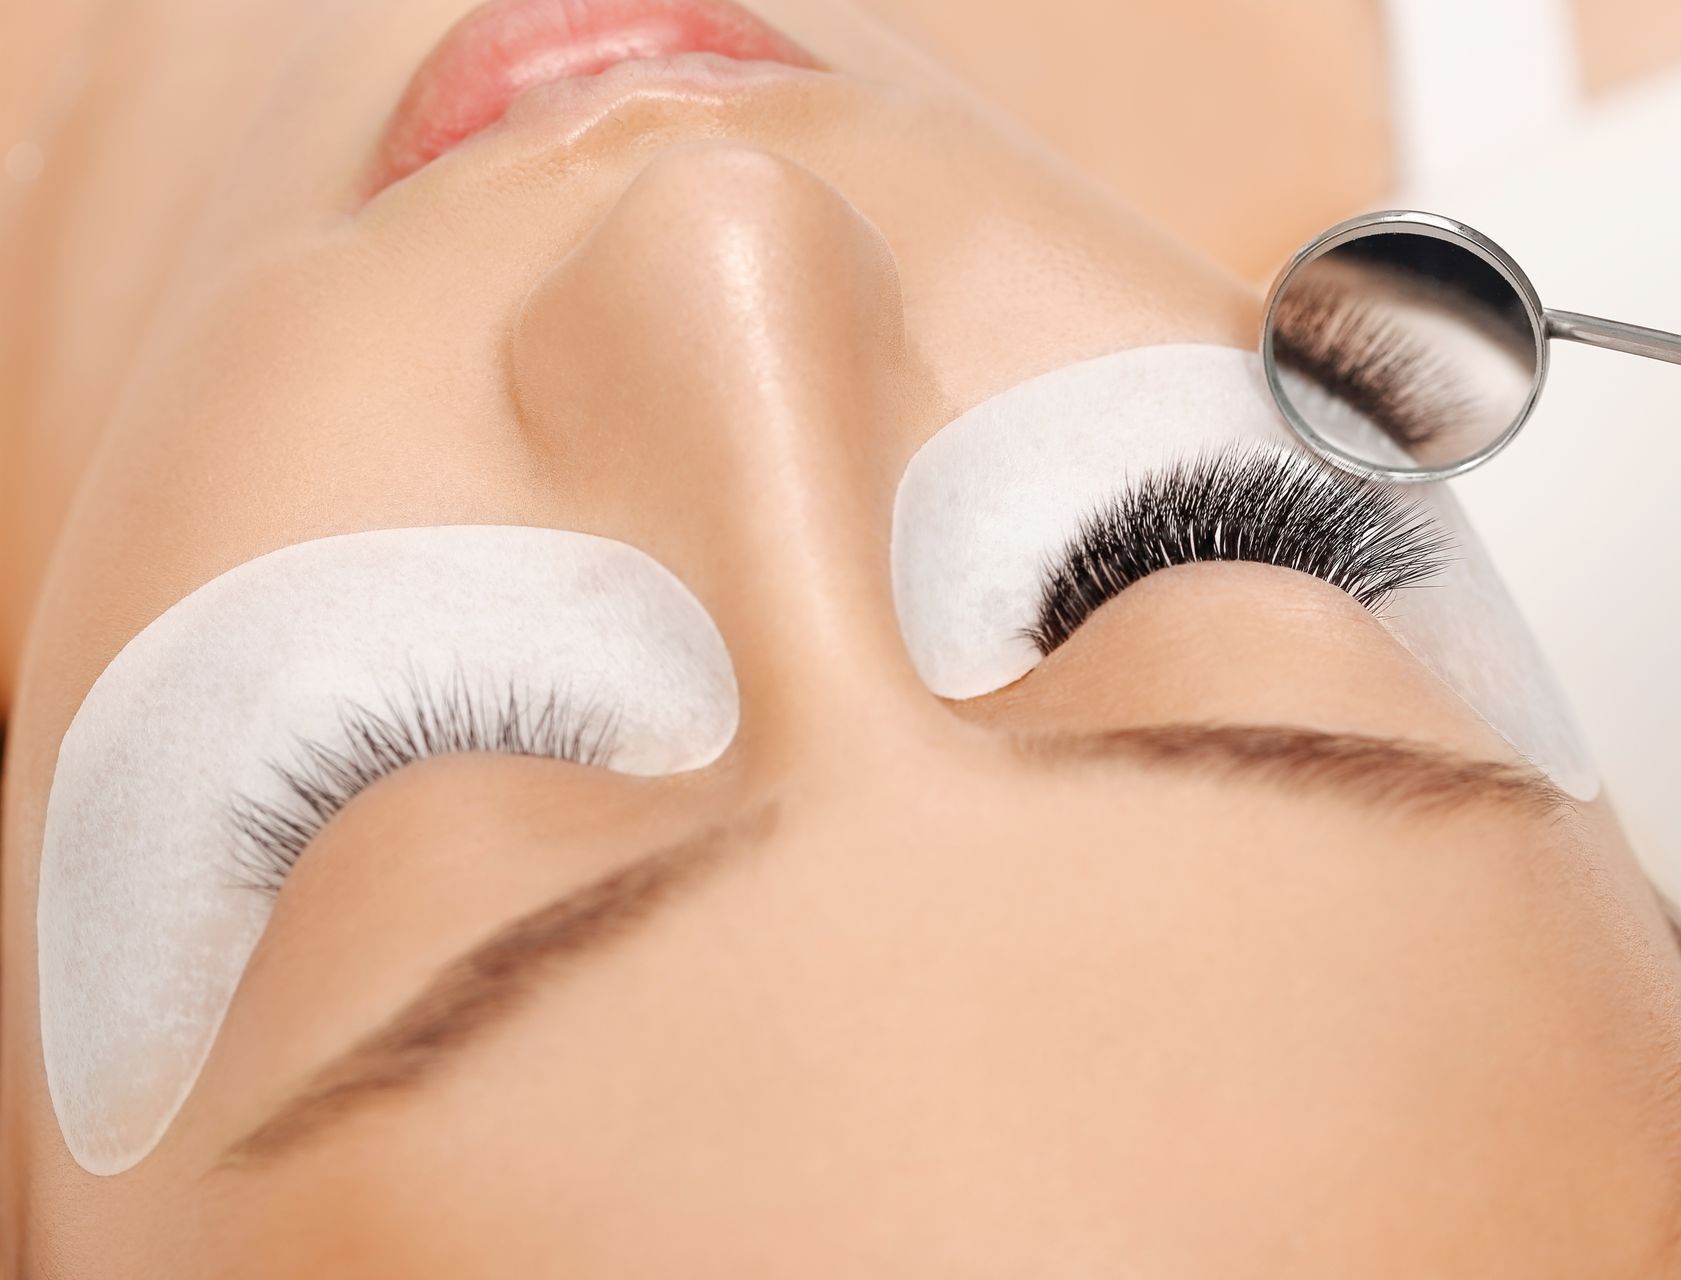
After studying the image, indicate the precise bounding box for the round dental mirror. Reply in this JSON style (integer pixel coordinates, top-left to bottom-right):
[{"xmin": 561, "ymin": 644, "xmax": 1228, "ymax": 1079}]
[{"xmin": 1261, "ymin": 211, "xmax": 1548, "ymax": 482}]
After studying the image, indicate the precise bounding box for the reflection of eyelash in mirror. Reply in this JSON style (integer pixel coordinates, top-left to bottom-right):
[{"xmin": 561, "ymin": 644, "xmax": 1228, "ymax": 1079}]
[
  {"xmin": 1027, "ymin": 446, "xmax": 1452, "ymax": 655},
  {"xmin": 228, "ymin": 670, "xmax": 619, "ymax": 895},
  {"xmin": 1270, "ymin": 278, "xmax": 1484, "ymax": 446}
]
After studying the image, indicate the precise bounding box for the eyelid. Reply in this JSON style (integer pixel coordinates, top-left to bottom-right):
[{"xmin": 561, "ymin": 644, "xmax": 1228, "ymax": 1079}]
[
  {"xmin": 231, "ymin": 669, "xmax": 621, "ymax": 894},
  {"xmin": 1028, "ymin": 447, "xmax": 1450, "ymax": 655}
]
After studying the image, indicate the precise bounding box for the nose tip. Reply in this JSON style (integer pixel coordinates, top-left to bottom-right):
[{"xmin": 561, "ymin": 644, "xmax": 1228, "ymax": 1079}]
[{"xmin": 509, "ymin": 142, "xmax": 938, "ymax": 756}]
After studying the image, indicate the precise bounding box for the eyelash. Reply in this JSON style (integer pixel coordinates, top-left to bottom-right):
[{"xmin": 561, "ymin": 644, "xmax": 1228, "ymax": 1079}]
[
  {"xmin": 224, "ymin": 446, "xmax": 1439, "ymax": 882},
  {"xmin": 1270, "ymin": 278, "xmax": 1482, "ymax": 447},
  {"xmin": 1026, "ymin": 446, "xmax": 1452, "ymax": 655},
  {"xmin": 228, "ymin": 671, "xmax": 619, "ymax": 894}
]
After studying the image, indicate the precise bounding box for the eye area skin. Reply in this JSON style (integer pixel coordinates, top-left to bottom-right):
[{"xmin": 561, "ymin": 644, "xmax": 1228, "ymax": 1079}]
[
  {"xmin": 4, "ymin": 2, "xmax": 1681, "ymax": 1276},
  {"xmin": 968, "ymin": 561, "xmax": 1513, "ymax": 757},
  {"xmin": 134, "ymin": 560, "xmax": 1678, "ymax": 1278},
  {"xmin": 175, "ymin": 690, "xmax": 1681, "ymax": 1278},
  {"xmin": 229, "ymin": 670, "xmax": 629, "ymax": 896}
]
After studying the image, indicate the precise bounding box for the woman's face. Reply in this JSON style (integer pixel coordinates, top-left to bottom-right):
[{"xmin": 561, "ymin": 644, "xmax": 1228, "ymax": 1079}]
[{"xmin": 4, "ymin": 1, "xmax": 1680, "ymax": 1274}]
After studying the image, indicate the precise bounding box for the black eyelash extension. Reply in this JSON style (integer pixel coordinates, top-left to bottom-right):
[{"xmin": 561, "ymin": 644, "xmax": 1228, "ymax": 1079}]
[
  {"xmin": 1270, "ymin": 278, "xmax": 1485, "ymax": 447},
  {"xmin": 1026, "ymin": 446, "xmax": 1452, "ymax": 655},
  {"xmin": 228, "ymin": 669, "xmax": 619, "ymax": 895}
]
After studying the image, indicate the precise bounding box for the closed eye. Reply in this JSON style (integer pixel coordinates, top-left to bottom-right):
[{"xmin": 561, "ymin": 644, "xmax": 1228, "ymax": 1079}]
[
  {"xmin": 1026, "ymin": 446, "xmax": 1451, "ymax": 655},
  {"xmin": 228, "ymin": 668, "xmax": 621, "ymax": 894}
]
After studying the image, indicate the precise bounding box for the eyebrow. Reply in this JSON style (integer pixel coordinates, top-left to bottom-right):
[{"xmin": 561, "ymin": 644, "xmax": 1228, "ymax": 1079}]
[
  {"xmin": 1015, "ymin": 722, "xmax": 1572, "ymax": 822},
  {"xmin": 219, "ymin": 807, "xmax": 777, "ymax": 1169},
  {"xmin": 218, "ymin": 723, "xmax": 1571, "ymax": 1170}
]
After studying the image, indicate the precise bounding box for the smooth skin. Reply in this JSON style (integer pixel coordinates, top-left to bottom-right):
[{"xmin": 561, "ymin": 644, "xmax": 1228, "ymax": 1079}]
[
  {"xmin": 6, "ymin": 0, "xmax": 1681, "ymax": 675},
  {"xmin": 3, "ymin": 2, "xmax": 1681, "ymax": 1276}
]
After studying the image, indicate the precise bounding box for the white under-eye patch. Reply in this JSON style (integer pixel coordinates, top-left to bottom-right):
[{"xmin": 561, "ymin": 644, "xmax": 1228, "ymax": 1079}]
[
  {"xmin": 890, "ymin": 343, "xmax": 1597, "ymax": 800},
  {"xmin": 38, "ymin": 526, "xmax": 739, "ymax": 1176}
]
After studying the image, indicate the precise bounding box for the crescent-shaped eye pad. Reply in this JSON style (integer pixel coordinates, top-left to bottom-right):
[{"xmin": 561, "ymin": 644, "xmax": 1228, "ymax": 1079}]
[
  {"xmin": 38, "ymin": 525, "xmax": 739, "ymax": 1176},
  {"xmin": 889, "ymin": 343, "xmax": 1597, "ymax": 800}
]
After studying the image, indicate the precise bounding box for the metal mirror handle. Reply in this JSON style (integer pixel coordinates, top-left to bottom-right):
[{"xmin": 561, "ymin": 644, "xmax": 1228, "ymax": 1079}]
[{"xmin": 1546, "ymin": 310, "xmax": 1681, "ymax": 365}]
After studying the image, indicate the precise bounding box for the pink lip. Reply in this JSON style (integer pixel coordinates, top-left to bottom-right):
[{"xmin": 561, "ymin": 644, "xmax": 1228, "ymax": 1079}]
[{"xmin": 362, "ymin": 0, "xmax": 822, "ymax": 200}]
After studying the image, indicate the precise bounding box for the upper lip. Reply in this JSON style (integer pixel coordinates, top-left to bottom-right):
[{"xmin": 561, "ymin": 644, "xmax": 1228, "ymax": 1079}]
[{"xmin": 361, "ymin": 0, "xmax": 823, "ymax": 200}]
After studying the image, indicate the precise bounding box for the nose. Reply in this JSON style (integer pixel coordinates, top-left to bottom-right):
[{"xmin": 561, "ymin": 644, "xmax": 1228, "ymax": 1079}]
[{"xmin": 509, "ymin": 142, "xmax": 943, "ymax": 762}]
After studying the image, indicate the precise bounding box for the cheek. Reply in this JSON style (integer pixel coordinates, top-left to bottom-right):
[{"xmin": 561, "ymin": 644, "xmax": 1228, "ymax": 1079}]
[{"xmin": 888, "ymin": 343, "xmax": 1596, "ymax": 797}]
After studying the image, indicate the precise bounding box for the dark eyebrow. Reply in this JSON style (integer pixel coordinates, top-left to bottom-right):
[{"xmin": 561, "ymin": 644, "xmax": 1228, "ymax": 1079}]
[
  {"xmin": 219, "ymin": 806, "xmax": 776, "ymax": 1170},
  {"xmin": 217, "ymin": 724, "xmax": 1575, "ymax": 1171},
  {"xmin": 1013, "ymin": 722, "xmax": 1572, "ymax": 823},
  {"xmin": 1022, "ymin": 722, "xmax": 1681, "ymax": 944}
]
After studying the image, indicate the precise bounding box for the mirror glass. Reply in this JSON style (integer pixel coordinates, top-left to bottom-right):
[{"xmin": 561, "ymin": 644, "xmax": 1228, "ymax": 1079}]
[{"xmin": 1267, "ymin": 229, "xmax": 1541, "ymax": 474}]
